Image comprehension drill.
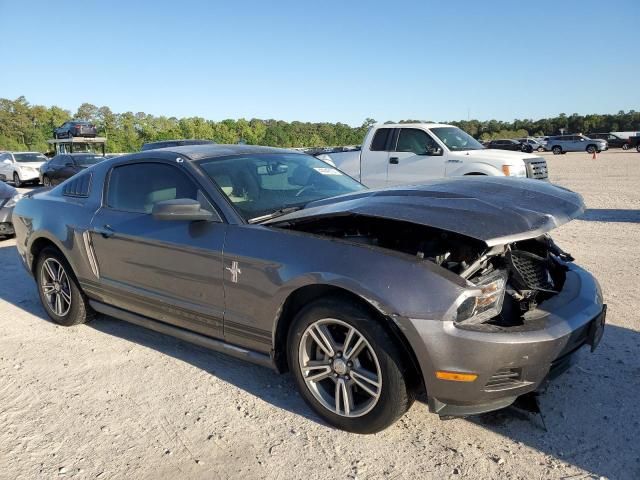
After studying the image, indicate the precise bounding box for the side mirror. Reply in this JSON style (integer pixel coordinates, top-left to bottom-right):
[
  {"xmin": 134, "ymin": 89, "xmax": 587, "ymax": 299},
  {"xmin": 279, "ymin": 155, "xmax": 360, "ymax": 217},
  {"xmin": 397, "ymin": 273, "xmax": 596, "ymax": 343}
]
[
  {"xmin": 422, "ymin": 146, "xmax": 443, "ymax": 156},
  {"xmin": 152, "ymin": 198, "xmax": 220, "ymax": 222}
]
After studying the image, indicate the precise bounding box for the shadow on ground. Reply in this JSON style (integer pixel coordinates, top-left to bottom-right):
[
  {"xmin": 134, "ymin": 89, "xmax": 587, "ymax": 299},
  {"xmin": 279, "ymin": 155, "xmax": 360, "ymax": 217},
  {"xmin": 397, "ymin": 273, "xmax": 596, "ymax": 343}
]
[
  {"xmin": 0, "ymin": 241, "xmax": 638, "ymax": 478},
  {"xmin": 581, "ymin": 208, "xmax": 640, "ymax": 223}
]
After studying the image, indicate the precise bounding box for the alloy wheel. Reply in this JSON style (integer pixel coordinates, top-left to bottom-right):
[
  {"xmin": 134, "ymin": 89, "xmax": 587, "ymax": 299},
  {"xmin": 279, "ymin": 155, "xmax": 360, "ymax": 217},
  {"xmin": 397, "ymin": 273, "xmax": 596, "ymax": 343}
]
[
  {"xmin": 40, "ymin": 258, "xmax": 72, "ymax": 317},
  {"xmin": 298, "ymin": 318, "xmax": 382, "ymax": 417}
]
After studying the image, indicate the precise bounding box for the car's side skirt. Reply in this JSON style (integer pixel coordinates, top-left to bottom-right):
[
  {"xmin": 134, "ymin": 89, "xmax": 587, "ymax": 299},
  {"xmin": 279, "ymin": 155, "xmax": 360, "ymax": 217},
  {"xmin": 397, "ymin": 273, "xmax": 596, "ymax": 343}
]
[{"xmin": 89, "ymin": 300, "xmax": 276, "ymax": 371}]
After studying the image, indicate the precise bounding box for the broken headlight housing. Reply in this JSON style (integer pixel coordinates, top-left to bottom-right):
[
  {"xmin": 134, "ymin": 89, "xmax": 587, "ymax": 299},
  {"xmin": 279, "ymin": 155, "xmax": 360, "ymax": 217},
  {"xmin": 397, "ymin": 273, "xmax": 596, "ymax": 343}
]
[{"xmin": 456, "ymin": 269, "xmax": 508, "ymax": 325}]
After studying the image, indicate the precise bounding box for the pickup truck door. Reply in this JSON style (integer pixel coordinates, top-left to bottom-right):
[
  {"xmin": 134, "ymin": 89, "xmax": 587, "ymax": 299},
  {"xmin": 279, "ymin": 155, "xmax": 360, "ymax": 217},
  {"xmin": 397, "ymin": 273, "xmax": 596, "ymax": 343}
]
[
  {"xmin": 88, "ymin": 160, "xmax": 226, "ymax": 339},
  {"xmin": 387, "ymin": 128, "xmax": 445, "ymax": 185},
  {"xmin": 361, "ymin": 127, "xmax": 393, "ymax": 188}
]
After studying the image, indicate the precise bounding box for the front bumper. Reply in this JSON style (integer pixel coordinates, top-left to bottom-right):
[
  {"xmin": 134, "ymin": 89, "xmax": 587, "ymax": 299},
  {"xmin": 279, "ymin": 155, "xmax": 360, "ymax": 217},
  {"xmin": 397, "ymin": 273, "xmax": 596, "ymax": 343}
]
[
  {"xmin": 407, "ymin": 265, "xmax": 604, "ymax": 416},
  {"xmin": 0, "ymin": 206, "xmax": 14, "ymax": 235},
  {"xmin": 18, "ymin": 169, "xmax": 40, "ymax": 182}
]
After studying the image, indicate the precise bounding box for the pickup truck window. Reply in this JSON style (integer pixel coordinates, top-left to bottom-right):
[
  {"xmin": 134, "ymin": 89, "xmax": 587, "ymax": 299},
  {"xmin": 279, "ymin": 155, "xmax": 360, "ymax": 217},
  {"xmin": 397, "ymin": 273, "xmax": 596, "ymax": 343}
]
[
  {"xmin": 430, "ymin": 127, "xmax": 484, "ymax": 151},
  {"xmin": 396, "ymin": 129, "xmax": 438, "ymax": 155},
  {"xmin": 370, "ymin": 128, "xmax": 392, "ymax": 151}
]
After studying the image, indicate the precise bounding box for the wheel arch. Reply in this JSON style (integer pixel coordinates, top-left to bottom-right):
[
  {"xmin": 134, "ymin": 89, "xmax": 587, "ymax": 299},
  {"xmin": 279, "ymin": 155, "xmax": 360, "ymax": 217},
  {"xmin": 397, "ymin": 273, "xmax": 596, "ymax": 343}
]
[{"xmin": 272, "ymin": 284, "xmax": 425, "ymax": 393}]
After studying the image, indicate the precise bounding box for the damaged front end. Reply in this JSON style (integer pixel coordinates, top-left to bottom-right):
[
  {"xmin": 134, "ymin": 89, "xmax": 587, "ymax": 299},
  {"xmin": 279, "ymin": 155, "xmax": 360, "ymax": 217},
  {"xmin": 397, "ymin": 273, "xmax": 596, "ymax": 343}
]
[{"xmin": 454, "ymin": 235, "xmax": 575, "ymax": 330}]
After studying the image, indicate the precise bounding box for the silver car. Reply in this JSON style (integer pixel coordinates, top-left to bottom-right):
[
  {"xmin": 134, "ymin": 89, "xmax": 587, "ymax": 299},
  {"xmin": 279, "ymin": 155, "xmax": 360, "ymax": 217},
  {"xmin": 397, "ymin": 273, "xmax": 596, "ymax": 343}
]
[{"xmin": 546, "ymin": 135, "xmax": 607, "ymax": 155}]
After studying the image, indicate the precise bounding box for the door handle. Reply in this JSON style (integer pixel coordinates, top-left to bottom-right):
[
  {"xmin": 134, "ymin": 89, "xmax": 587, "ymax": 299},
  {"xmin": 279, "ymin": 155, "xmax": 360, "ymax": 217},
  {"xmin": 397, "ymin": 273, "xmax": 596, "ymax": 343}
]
[
  {"xmin": 389, "ymin": 157, "xmax": 399, "ymax": 164},
  {"xmin": 94, "ymin": 225, "xmax": 115, "ymax": 238}
]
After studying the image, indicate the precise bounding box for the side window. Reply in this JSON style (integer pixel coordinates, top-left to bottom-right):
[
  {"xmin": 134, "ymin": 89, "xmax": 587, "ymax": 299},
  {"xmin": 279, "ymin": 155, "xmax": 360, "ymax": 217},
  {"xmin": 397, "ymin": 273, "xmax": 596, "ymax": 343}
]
[
  {"xmin": 370, "ymin": 128, "xmax": 392, "ymax": 151},
  {"xmin": 106, "ymin": 163, "xmax": 198, "ymax": 214},
  {"xmin": 396, "ymin": 129, "xmax": 438, "ymax": 154}
]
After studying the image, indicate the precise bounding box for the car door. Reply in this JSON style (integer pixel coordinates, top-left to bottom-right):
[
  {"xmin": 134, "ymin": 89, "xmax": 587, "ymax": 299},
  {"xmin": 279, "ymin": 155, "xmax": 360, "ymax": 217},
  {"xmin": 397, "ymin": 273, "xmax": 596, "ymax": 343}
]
[
  {"xmin": 49, "ymin": 156, "xmax": 66, "ymax": 185},
  {"xmin": 361, "ymin": 127, "xmax": 393, "ymax": 188},
  {"xmin": 387, "ymin": 128, "xmax": 445, "ymax": 185},
  {"xmin": 89, "ymin": 160, "xmax": 227, "ymax": 338}
]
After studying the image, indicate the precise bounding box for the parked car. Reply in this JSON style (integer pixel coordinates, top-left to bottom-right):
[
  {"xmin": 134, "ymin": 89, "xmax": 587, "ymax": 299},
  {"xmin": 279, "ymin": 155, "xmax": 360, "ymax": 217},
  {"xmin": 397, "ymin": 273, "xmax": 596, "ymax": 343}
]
[
  {"xmin": 314, "ymin": 124, "xmax": 548, "ymax": 189},
  {"xmin": 141, "ymin": 139, "xmax": 216, "ymax": 151},
  {"xmin": 628, "ymin": 135, "xmax": 640, "ymax": 152},
  {"xmin": 545, "ymin": 135, "xmax": 607, "ymax": 155},
  {"xmin": 0, "ymin": 151, "xmax": 48, "ymax": 187},
  {"xmin": 587, "ymin": 133, "xmax": 631, "ymax": 150},
  {"xmin": 517, "ymin": 137, "xmax": 546, "ymax": 152},
  {"xmin": 486, "ymin": 139, "xmax": 532, "ymax": 153},
  {"xmin": 54, "ymin": 121, "xmax": 98, "ymax": 139},
  {"xmin": 40, "ymin": 153, "xmax": 106, "ymax": 186},
  {"xmin": 13, "ymin": 145, "xmax": 605, "ymax": 433}
]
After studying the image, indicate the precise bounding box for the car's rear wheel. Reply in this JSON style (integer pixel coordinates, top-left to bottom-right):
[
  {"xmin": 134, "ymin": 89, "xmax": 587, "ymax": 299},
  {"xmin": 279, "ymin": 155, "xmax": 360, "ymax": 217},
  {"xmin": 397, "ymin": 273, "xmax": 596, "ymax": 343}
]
[
  {"xmin": 36, "ymin": 247, "xmax": 94, "ymax": 326},
  {"xmin": 622, "ymin": 144, "xmax": 629, "ymax": 150},
  {"xmin": 586, "ymin": 145, "xmax": 597, "ymax": 154},
  {"xmin": 552, "ymin": 146, "xmax": 562, "ymax": 155},
  {"xmin": 288, "ymin": 297, "xmax": 414, "ymax": 434}
]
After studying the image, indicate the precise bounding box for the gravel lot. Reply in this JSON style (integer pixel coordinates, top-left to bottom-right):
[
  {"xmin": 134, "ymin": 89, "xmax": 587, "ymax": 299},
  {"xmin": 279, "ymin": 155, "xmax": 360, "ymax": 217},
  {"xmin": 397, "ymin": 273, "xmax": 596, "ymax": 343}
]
[{"xmin": 1, "ymin": 150, "xmax": 639, "ymax": 480}]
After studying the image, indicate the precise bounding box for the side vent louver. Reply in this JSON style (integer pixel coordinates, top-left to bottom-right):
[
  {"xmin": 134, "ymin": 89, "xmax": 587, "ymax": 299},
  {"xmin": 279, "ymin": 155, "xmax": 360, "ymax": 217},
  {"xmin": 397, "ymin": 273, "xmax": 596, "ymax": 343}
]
[{"xmin": 62, "ymin": 172, "xmax": 92, "ymax": 198}]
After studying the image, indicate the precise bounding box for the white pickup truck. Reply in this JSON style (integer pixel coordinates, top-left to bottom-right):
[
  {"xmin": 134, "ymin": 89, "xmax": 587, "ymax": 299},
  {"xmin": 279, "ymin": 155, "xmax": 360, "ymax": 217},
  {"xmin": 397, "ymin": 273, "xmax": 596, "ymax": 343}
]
[{"xmin": 313, "ymin": 123, "xmax": 549, "ymax": 188}]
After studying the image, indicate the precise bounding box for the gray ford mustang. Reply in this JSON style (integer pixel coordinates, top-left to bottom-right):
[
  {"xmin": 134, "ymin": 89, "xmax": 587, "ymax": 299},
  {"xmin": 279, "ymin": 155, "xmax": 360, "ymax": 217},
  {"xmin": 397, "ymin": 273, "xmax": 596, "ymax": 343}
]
[{"xmin": 12, "ymin": 144, "xmax": 605, "ymax": 433}]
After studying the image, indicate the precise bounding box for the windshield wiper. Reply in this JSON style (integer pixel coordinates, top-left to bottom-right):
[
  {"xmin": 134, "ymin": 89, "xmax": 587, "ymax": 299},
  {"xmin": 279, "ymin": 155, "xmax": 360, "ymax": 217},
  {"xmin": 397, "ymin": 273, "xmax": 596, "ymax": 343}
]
[{"xmin": 248, "ymin": 206, "xmax": 305, "ymax": 224}]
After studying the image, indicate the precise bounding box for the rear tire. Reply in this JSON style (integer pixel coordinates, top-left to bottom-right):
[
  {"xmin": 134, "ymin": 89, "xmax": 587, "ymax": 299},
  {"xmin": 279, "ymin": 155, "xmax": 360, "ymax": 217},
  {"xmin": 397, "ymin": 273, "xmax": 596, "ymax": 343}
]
[
  {"xmin": 287, "ymin": 297, "xmax": 414, "ymax": 434},
  {"xmin": 552, "ymin": 146, "xmax": 562, "ymax": 155},
  {"xmin": 36, "ymin": 247, "xmax": 95, "ymax": 326},
  {"xmin": 43, "ymin": 176, "xmax": 51, "ymax": 187}
]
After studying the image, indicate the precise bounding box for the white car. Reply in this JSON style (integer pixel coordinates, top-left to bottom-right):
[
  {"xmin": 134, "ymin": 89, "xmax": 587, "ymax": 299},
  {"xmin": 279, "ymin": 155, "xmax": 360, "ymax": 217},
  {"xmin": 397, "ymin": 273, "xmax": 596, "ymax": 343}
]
[{"xmin": 0, "ymin": 151, "xmax": 48, "ymax": 187}]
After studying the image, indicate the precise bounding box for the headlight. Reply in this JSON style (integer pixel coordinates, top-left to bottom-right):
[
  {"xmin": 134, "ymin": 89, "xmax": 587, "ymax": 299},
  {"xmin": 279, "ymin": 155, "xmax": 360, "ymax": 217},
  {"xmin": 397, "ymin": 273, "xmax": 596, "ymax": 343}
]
[
  {"xmin": 456, "ymin": 270, "xmax": 507, "ymax": 325},
  {"xmin": 5, "ymin": 193, "xmax": 23, "ymax": 208},
  {"xmin": 502, "ymin": 164, "xmax": 527, "ymax": 177}
]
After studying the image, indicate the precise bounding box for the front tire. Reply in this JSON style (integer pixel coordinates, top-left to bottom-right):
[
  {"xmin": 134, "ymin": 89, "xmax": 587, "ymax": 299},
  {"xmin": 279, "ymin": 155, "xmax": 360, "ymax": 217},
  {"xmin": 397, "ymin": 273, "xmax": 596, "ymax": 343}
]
[
  {"xmin": 36, "ymin": 247, "xmax": 94, "ymax": 326},
  {"xmin": 43, "ymin": 176, "xmax": 51, "ymax": 187},
  {"xmin": 537, "ymin": 146, "xmax": 545, "ymax": 152},
  {"xmin": 552, "ymin": 146, "xmax": 562, "ymax": 155},
  {"xmin": 586, "ymin": 145, "xmax": 597, "ymax": 154},
  {"xmin": 13, "ymin": 172, "xmax": 22, "ymax": 188},
  {"xmin": 287, "ymin": 297, "xmax": 414, "ymax": 434},
  {"xmin": 622, "ymin": 144, "xmax": 629, "ymax": 150}
]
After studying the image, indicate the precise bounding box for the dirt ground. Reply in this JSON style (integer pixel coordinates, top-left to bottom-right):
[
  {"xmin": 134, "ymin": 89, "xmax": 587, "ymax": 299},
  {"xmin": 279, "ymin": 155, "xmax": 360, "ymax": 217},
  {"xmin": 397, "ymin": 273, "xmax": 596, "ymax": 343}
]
[{"xmin": 1, "ymin": 150, "xmax": 639, "ymax": 480}]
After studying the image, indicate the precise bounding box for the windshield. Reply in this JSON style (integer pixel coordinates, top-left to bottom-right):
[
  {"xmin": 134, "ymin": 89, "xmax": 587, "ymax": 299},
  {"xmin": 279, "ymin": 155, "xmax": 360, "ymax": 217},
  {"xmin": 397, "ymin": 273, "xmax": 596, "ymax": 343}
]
[
  {"xmin": 73, "ymin": 154, "xmax": 104, "ymax": 166},
  {"xmin": 430, "ymin": 127, "xmax": 485, "ymax": 151},
  {"xmin": 197, "ymin": 153, "xmax": 365, "ymax": 221},
  {"xmin": 14, "ymin": 153, "xmax": 47, "ymax": 163}
]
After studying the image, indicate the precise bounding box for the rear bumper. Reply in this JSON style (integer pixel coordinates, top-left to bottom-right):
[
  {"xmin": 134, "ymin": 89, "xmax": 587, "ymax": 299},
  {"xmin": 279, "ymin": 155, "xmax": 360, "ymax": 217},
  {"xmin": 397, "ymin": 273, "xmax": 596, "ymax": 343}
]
[{"xmin": 405, "ymin": 265, "xmax": 604, "ymax": 416}]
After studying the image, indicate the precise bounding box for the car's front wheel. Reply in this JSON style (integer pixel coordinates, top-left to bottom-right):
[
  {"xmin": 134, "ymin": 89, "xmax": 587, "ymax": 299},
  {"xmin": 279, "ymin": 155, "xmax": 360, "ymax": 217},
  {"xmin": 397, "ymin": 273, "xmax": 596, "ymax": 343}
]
[
  {"xmin": 552, "ymin": 146, "xmax": 562, "ymax": 155},
  {"xmin": 288, "ymin": 297, "xmax": 414, "ymax": 434},
  {"xmin": 622, "ymin": 144, "xmax": 629, "ymax": 150},
  {"xmin": 36, "ymin": 247, "xmax": 94, "ymax": 326},
  {"xmin": 537, "ymin": 146, "xmax": 545, "ymax": 152},
  {"xmin": 43, "ymin": 176, "xmax": 51, "ymax": 187},
  {"xmin": 13, "ymin": 172, "xmax": 22, "ymax": 188},
  {"xmin": 586, "ymin": 145, "xmax": 597, "ymax": 154}
]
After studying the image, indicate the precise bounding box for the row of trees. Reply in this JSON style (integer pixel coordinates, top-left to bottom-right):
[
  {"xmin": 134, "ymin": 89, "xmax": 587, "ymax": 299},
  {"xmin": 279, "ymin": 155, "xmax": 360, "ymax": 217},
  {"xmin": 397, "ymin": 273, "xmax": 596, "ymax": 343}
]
[{"xmin": 1, "ymin": 96, "xmax": 639, "ymax": 153}]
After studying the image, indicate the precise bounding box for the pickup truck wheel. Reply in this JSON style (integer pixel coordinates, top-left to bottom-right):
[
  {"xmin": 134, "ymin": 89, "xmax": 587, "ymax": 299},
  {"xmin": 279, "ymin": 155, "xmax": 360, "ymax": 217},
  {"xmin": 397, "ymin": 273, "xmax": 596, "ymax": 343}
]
[
  {"xmin": 288, "ymin": 298, "xmax": 413, "ymax": 434},
  {"xmin": 622, "ymin": 144, "xmax": 629, "ymax": 150},
  {"xmin": 552, "ymin": 146, "xmax": 562, "ymax": 155},
  {"xmin": 586, "ymin": 145, "xmax": 597, "ymax": 154},
  {"xmin": 36, "ymin": 247, "xmax": 95, "ymax": 327}
]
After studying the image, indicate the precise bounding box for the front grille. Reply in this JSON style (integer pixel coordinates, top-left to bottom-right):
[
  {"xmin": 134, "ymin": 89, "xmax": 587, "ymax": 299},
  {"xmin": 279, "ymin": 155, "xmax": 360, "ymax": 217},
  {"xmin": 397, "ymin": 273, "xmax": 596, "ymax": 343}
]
[
  {"xmin": 525, "ymin": 158, "xmax": 548, "ymax": 180},
  {"xmin": 509, "ymin": 250, "xmax": 554, "ymax": 291},
  {"xmin": 485, "ymin": 368, "xmax": 522, "ymax": 391}
]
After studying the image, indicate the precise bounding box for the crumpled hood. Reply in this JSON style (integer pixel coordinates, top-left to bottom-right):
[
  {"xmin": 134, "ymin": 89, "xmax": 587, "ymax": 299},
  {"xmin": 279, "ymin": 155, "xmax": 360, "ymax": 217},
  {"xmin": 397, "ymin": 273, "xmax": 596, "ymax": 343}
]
[
  {"xmin": 267, "ymin": 177, "xmax": 584, "ymax": 247},
  {"xmin": 458, "ymin": 149, "xmax": 542, "ymax": 163}
]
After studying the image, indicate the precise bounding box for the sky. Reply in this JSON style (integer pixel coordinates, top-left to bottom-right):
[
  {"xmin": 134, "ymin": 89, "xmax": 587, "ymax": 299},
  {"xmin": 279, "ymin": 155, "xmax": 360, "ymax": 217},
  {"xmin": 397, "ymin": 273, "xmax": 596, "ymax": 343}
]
[{"xmin": 0, "ymin": 0, "xmax": 638, "ymax": 126}]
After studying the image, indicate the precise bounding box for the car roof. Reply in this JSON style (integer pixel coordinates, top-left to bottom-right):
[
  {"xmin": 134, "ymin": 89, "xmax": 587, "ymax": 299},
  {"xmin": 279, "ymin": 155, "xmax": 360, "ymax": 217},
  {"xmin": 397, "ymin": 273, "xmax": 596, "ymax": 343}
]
[
  {"xmin": 377, "ymin": 122, "xmax": 455, "ymax": 129},
  {"xmin": 148, "ymin": 144, "xmax": 301, "ymax": 161}
]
